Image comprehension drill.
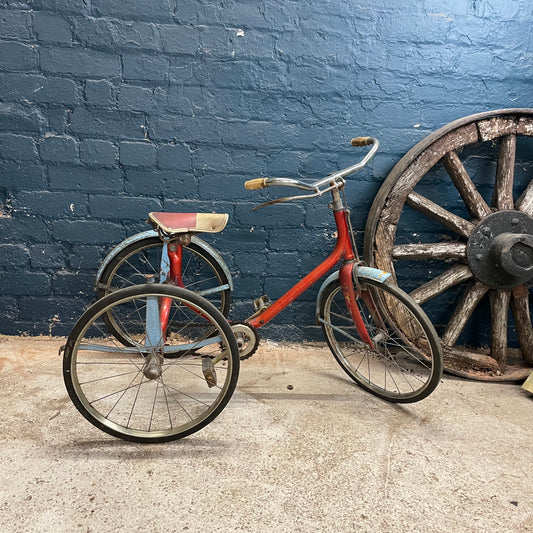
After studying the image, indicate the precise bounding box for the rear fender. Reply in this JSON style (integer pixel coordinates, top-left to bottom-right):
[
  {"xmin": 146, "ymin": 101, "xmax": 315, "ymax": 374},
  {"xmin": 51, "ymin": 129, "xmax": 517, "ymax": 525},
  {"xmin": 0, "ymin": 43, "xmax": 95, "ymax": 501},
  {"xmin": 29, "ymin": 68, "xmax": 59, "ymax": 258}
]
[{"xmin": 95, "ymin": 230, "xmax": 233, "ymax": 291}]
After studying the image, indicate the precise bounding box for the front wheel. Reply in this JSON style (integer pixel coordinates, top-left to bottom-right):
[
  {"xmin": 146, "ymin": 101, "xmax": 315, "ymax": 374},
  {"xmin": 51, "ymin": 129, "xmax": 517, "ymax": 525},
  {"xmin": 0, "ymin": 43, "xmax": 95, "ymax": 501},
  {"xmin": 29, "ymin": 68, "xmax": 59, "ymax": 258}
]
[
  {"xmin": 319, "ymin": 277, "xmax": 442, "ymax": 403},
  {"xmin": 63, "ymin": 284, "xmax": 239, "ymax": 443}
]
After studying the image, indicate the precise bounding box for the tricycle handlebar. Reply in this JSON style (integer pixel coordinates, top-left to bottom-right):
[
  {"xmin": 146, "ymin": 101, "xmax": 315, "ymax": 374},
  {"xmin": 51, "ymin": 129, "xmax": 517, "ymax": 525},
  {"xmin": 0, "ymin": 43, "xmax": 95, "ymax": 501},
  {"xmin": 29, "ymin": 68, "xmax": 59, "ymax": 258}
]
[{"xmin": 244, "ymin": 136, "xmax": 379, "ymax": 207}]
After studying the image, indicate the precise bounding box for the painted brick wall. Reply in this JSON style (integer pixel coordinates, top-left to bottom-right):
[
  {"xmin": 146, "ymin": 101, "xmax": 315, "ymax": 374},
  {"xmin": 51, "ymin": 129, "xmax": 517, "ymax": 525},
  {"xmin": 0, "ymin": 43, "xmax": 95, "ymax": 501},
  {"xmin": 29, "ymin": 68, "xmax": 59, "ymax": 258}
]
[{"xmin": 0, "ymin": 0, "xmax": 532, "ymax": 338}]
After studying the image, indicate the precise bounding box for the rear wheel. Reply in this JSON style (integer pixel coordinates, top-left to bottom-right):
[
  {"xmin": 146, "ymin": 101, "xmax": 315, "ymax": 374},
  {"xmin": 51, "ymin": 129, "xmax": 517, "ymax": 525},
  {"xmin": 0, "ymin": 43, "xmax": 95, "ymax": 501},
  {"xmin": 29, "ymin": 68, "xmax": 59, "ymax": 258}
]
[
  {"xmin": 97, "ymin": 237, "xmax": 231, "ymax": 345},
  {"xmin": 319, "ymin": 277, "xmax": 442, "ymax": 403},
  {"xmin": 63, "ymin": 284, "xmax": 239, "ymax": 443}
]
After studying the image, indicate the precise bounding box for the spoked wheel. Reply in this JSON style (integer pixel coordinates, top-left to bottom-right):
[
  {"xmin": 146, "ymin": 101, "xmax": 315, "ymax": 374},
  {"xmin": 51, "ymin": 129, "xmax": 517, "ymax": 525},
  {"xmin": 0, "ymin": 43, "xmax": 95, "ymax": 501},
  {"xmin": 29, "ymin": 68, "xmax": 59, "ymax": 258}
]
[
  {"xmin": 365, "ymin": 109, "xmax": 533, "ymax": 380},
  {"xmin": 63, "ymin": 285, "xmax": 239, "ymax": 443},
  {"xmin": 319, "ymin": 277, "xmax": 442, "ymax": 403},
  {"xmin": 97, "ymin": 237, "xmax": 231, "ymax": 345}
]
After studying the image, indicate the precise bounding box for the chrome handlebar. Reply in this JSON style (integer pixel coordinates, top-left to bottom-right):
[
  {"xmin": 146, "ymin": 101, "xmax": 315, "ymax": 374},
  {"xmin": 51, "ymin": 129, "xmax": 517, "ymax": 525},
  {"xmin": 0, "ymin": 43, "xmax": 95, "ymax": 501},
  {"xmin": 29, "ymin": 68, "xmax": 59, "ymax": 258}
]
[
  {"xmin": 315, "ymin": 137, "xmax": 379, "ymax": 187},
  {"xmin": 245, "ymin": 137, "xmax": 379, "ymax": 210}
]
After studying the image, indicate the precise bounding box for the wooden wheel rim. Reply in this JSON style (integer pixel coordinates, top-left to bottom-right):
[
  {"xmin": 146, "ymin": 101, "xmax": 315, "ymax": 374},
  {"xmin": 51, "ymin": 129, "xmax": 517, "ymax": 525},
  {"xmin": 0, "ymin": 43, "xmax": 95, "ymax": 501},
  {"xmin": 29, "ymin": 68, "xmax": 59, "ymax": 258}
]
[{"xmin": 364, "ymin": 109, "xmax": 533, "ymax": 381}]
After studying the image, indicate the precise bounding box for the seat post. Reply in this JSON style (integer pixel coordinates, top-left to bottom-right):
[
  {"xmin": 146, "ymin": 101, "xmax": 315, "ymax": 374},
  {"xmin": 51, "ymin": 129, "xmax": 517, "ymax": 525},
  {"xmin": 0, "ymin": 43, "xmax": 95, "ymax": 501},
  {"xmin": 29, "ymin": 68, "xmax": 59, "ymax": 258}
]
[{"xmin": 167, "ymin": 242, "xmax": 184, "ymax": 288}]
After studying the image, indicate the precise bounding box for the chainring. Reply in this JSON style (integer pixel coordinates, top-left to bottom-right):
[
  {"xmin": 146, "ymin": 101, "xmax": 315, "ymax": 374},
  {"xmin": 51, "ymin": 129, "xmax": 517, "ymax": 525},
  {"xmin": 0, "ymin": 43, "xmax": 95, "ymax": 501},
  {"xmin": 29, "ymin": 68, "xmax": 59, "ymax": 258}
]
[{"xmin": 230, "ymin": 322, "xmax": 260, "ymax": 360}]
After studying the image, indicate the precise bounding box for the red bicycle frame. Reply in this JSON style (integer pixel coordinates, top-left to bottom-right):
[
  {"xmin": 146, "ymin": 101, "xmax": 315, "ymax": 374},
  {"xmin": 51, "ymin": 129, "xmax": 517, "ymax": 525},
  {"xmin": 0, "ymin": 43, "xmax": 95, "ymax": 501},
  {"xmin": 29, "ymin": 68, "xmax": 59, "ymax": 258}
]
[
  {"xmin": 247, "ymin": 202, "xmax": 374, "ymax": 347},
  {"xmin": 159, "ymin": 242, "xmax": 185, "ymax": 338},
  {"xmin": 160, "ymin": 186, "xmax": 374, "ymax": 348}
]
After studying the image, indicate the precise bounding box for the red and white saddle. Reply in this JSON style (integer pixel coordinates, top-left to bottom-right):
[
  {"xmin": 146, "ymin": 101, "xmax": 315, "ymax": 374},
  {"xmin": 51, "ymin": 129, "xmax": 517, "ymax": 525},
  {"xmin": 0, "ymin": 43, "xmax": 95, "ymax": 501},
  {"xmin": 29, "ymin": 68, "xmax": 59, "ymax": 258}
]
[{"xmin": 148, "ymin": 212, "xmax": 228, "ymax": 235}]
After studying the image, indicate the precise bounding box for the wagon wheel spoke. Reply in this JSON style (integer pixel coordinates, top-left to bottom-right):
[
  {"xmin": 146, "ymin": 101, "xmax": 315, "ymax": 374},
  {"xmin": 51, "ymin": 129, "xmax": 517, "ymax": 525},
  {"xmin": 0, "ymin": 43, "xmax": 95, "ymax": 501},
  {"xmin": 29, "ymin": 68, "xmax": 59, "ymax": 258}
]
[
  {"xmin": 490, "ymin": 290, "xmax": 512, "ymax": 370},
  {"xmin": 392, "ymin": 242, "xmax": 466, "ymax": 260},
  {"xmin": 442, "ymin": 151, "xmax": 492, "ymax": 220},
  {"xmin": 441, "ymin": 281, "xmax": 490, "ymax": 346},
  {"xmin": 406, "ymin": 191, "xmax": 475, "ymax": 238},
  {"xmin": 510, "ymin": 286, "xmax": 533, "ymax": 364},
  {"xmin": 516, "ymin": 179, "xmax": 533, "ymax": 216},
  {"xmin": 365, "ymin": 110, "xmax": 533, "ymax": 381},
  {"xmin": 493, "ymin": 134, "xmax": 516, "ymax": 210},
  {"xmin": 409, "ymin": 264, "xmax": 473, "ymax": 305}
]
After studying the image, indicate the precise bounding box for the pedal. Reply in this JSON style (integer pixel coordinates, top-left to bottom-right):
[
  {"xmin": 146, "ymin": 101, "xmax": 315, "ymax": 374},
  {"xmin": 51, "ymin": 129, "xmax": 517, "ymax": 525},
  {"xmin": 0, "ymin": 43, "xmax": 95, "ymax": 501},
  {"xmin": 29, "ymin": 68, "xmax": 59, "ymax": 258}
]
[
  {"xmin": 253, "ymin": 295, "xmax": 271, "ymax": 312},
  {"xmin": 202, "ymin": 357, "xmax": 217, "ymax": 388}
]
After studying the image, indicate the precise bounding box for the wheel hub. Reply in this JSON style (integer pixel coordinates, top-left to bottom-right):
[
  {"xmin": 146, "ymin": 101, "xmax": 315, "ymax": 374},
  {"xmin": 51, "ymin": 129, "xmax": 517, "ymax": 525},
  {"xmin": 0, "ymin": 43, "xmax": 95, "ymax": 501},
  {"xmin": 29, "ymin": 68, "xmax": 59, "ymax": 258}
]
[
  {"xmin": 466, "ymin": 210, "xmax": 533, "ymax": 288},
  {"xmin": 143, "ymin": 350, "xmax": 164, "ymax": 380}
]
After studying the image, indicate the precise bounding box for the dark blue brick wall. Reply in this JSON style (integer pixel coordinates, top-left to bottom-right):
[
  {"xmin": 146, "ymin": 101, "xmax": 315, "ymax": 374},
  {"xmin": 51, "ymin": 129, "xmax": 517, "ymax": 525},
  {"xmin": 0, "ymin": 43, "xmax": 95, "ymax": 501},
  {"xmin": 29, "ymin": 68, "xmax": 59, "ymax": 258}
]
[{"xmin": 0, "ymin": 0, "xmax": 532, "ymax": 337}]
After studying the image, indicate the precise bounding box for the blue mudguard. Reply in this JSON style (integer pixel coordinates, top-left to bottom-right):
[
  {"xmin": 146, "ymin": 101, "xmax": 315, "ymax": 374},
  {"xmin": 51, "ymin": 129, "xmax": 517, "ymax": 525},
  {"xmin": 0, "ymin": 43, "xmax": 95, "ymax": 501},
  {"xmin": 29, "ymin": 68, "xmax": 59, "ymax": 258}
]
[
  {"xmin": 95, "ymin": 230, "xmax": 233, "ymax": 292},
  {"xmin": 315, "ymin": 265, "xmax": 391, "ymax": 320}
]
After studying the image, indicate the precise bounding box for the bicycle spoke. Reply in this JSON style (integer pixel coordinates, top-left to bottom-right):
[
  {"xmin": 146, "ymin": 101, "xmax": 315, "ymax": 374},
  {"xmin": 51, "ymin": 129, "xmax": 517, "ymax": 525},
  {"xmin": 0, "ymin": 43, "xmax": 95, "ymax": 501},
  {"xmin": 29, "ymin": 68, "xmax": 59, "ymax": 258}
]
[
  {"xmin": 77, "ymin": 368, "xmax": 141, "ymax": 384},
  {"xmin": 125, "ymin": 374, "xmax": 145, "ymax": 427}
]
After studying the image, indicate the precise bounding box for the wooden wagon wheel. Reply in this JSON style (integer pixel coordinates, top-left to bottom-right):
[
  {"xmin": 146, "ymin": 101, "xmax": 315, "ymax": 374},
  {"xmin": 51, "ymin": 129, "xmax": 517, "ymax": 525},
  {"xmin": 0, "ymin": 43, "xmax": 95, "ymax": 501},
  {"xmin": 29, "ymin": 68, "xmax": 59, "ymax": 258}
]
[{"xmin": 364, "ymin": 109, "xmax": 533, "ymax": 381}]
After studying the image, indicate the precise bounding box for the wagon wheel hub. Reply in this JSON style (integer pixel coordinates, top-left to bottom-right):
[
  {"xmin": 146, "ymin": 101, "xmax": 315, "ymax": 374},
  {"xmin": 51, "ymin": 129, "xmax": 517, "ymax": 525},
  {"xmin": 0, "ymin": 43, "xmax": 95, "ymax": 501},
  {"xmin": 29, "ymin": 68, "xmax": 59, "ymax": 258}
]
[{"xmin": 467, "ymin": 210, "xmax": 533, "ymax": 289}]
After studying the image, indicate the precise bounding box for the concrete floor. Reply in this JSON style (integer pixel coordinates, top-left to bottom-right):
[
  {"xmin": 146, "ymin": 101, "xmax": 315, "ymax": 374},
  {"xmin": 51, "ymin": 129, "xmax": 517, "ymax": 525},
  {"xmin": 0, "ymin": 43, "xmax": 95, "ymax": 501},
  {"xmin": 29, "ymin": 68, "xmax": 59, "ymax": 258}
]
[{"xmin": 0, "ymin": 335, "xmax": 532, "ymax": 533}]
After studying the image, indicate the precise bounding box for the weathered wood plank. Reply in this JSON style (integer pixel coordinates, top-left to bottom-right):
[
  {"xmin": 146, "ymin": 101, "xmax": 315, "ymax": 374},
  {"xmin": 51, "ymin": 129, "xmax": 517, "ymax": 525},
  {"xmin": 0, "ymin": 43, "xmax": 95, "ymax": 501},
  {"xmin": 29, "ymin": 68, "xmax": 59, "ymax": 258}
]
[
  {"xmin": 409, "ymin": 264, "xmax": 473, "ymax": 305},
  {"xmin": 442, "ymin": 345, "xmax": 499, "ymax": 372},
  {"xmin": 441, "ymin": 151, "xmax": 492, "ymax": 220},
  {"xmin": 517, "ymin": 116, "xmax": 533, "ymax": 136},
  {"xmin": 379, "ymin": 290, "xmax": 425, "ymax": 345},
  {"xmin": 442, "ymin": 282, "xmax": 489, "ymax": 346},
  {"xmin": 490, "ymin": 289, "xmax": 511, "ymax": 370},
  {"xmin": 406, "ymin": 192, "xmax": 475, "ymax": 239},
  {"xmin": 493, "ymin": 134, "xmax": 516, "ymax": 210},
  {"xmin": 392, "ymin": 242, "xmax": 466, "ymax": 260},
  {"xmin": 510, "ymin": 285, "xmax": 533, "ymax": 364},
  {"xmin": 477, "ymin": 116, "xmax": 518, "ymax": 141},
  {"xmin": 373, "ymin": 222, "xmax": 396, "ymax": 279}
]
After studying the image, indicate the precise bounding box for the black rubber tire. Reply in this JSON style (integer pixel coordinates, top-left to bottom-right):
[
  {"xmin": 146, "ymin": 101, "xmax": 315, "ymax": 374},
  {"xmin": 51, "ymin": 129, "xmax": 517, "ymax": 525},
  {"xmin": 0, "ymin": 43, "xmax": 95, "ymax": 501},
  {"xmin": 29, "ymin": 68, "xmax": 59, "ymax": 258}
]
[
  {"xmin": 319, "ymin": 276, "xmax": 443, "ymax": 403},
  {"xmin": 63, "ymin": 284, "xmax": 239, "ymax": 443}
]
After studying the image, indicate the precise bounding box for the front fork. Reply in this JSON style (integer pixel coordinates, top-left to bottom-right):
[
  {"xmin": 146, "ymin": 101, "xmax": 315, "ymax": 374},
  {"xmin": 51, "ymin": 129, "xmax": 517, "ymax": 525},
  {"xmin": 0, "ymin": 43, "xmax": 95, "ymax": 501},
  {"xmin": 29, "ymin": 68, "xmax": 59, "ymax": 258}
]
[
  {"xmin": 143, "ymin": 286, "xmax": 165, "ymax": 379},
  {"xmin": 147, "ymin": 244, "xmax": 218, "ymax": 387},
  {"xmin": 339, "ymin": 261, "xmax": 375, "ymax": 348}
]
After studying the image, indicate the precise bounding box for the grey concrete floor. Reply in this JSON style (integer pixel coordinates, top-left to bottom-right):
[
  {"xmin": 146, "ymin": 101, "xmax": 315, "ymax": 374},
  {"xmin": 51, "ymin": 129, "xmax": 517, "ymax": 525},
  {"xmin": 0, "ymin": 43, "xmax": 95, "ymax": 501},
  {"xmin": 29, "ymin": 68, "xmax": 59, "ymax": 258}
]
[{"xmin": 0, "ymin": 335, "xmax": 532, "ymax": 533}]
